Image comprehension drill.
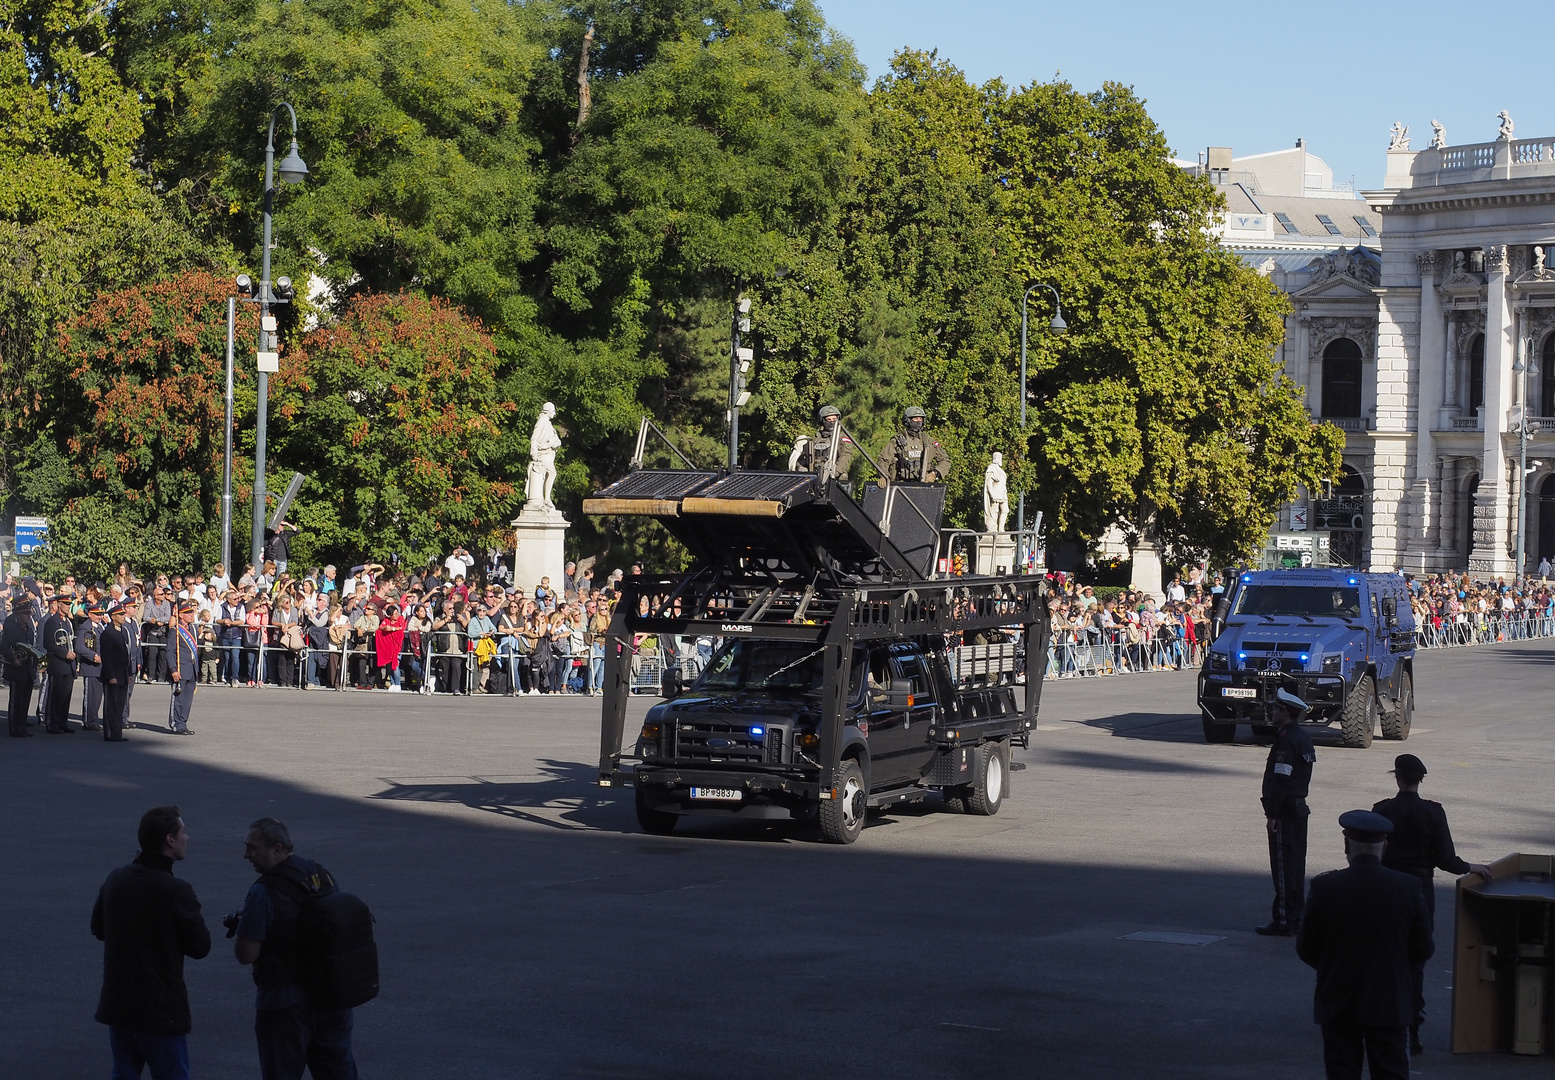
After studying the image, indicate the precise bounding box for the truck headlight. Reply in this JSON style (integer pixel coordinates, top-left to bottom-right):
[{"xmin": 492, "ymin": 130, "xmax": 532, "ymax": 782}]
[
  {"xmin": 1209, "ymin": 652, "xmax": 1229, "ymax": 671},
  {"xmin": 1321, "ymin": 654, "xmax": 1342, "ymax": 674}
]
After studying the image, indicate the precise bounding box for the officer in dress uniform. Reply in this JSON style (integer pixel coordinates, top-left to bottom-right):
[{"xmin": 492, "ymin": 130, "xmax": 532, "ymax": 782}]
[
  {"xmin": 2, "ymin": 588, "xmax": 39, "ymax": 736},
  {"xmin": 1371, "ymin": 754, "xmax": 1491, "ymax": 1055},
  {"xmin": 882, "ymin": 406, "xmax": 953, "ymax": 484},
  {"xmin": 99, "ymin": 602, "xmax": 133, "ymax": 742},
  {"xmin": 1297, "ymin": 810, "xmax": 1433, "ymax": 1080},
  {"xmin": 41, "ymin": 591, "xmax": 78, "ymax": 733},
  {"xmin": 798, "ymin": 405, "xmax": 855, "ymax": 483},
  {"xmin": 122, "ymin": 598, "xmax": 143, "ymax": 710},
  {"xmin": 167, "ymin": 599, "xmax": 198, "ymax": 735},
  {"xmin": 75, "ymin": 602, "xmax": 106, "ymax": 731},
  {"xmin": 1258, "ymin": 687, "xmax": 1316, "ymax": 935}
]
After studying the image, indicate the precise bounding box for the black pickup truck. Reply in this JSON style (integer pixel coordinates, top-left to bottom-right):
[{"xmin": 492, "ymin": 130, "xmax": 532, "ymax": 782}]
[{"xmin": 587, "ymin": 449, "xmax": 1050, "ymax": 844}]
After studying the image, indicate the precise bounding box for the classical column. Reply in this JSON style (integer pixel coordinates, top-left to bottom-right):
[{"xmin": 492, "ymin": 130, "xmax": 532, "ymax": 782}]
[
  {"xmin": 1471, "ymin": 245, "xmax": 1515, "ymax": 574},
  {"xmin": 1441, "ymin": 311, "xmax": 1458, "ymax": 414},
  {"xmin": 1409, "ymin": 251, "xmax": 1442, "ymax": 563}
]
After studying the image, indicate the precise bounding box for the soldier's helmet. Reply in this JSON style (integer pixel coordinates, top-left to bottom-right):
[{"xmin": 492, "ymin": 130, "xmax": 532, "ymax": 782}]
[
  {"xmin": 817, "ymin": 405, "xmax": 840, "ymax": 421},
  {"xmin": 903, "ymin": 406, "xmax": 926, "ymax": 421}
]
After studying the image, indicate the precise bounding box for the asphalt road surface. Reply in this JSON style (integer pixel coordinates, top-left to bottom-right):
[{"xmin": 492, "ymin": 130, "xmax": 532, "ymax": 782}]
[{"xmin": 3, "ymin": 640, "xmax": 1551, "ymax": 1078}]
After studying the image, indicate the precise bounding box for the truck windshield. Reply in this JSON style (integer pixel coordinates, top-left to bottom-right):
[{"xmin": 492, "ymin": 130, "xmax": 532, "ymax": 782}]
[
  {"xmin": 1235, "ymin": 585, "xmax": 1362, "ymax": 619},
  {"xmin": 695, "ymin": 641, "xmax": 831, "ymax": 693}
]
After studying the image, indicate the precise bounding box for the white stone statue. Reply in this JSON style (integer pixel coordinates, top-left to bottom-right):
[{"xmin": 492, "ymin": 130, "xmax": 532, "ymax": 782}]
[
  {"xmin": 1537, "ymin": 247, "xmax": 1548, "ymax": 275},
  {"xmin": 983, "ymin": 452, "xmax": 1009, "ymax": 534},
  {"xmin": 1429, "ymin": 119, "xmax": 1447, "ymax": 149},
  {"xmin": 1498, "ymin": 110, "xmax": 1514, "ymax": 141},
  {"xmin": 787, "ymin": 435, "xmax": 811, "ymax": 472},
  {"xmin": 525, "ymin": 402, "xmax": 562, "ymax": 509},
  {"xmin": 1388, "ymin": 122, "xmax": 1409, "ymax": 151}
]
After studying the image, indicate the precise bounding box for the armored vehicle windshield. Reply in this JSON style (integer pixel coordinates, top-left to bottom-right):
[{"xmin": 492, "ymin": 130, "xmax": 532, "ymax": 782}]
[{"xmin": 1234, "ymin": 584, "xmax": 1362, "ymax": 619}]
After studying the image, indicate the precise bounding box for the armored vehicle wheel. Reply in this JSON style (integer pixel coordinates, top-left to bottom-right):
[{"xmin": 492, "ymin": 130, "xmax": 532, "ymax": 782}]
[
  {"xmin": 966, "ymin": 740, "xmax": 1007, "ymax": 816},
  {"xmin": 635, "ymin": 788, "xmax": 678, "ymax": 835},
  {"xmin": 1340, "ymin": 674, "xmax": 1376, "ymax": 748},
  {"xmin": 819, "ymin": 759, "xmax": 867, "ymax": 844},
  {"xmin": 1201, "ymin": 715, "xmax": 1235, "ymax": 743},
  {"xmin": 1382, "ymin": 670, "xmax": 1412, "ymax": 741}
]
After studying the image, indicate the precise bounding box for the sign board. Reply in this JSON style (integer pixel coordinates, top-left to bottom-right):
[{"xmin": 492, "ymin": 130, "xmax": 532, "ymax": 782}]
[
  {"xmin": 1290, "ymin": 502, "xmax": 1308, "ymax": 531},
  {"xmin": 14, "ymin": 515, "xmax": 47, "ymax": 555},
  {"xmin": 256, "ymin": 350, "xmax": 280, "ymax": 373}
]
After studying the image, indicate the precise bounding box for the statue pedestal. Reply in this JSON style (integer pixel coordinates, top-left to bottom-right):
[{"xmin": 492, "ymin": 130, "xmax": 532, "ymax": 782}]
[
  {"xmin": 976, "ymin": 535, "xmax": 1017, "ymax": 576},
  {"xmin": 511, "ymin": 503, "xmax": 569, "ymax": 595},
  {"xmin": 1130, "ymin": 540, "xmax": 1164, "ymax": 602}
]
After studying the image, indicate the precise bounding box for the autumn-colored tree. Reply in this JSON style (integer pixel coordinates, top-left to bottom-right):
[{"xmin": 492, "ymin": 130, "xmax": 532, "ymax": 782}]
[
  {"xmin": 22, "ymin": 268, "xmax": 259, "ymax": 561},
  {"xmin": 270, "ymin": 293, "xmax": 526, "ymax": 566}
]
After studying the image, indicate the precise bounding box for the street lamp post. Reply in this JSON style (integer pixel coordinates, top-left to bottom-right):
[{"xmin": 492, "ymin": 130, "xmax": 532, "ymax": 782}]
[
  {"xmin": 249, "ymin": 104, "xmax": 309, "ymax": 569},
  {"xmin": 1016, "ymin": 283, "xmax": 1067, "ymax": 553},
  {"xmin": 1514, "ymin": 335, "xmax": 1540, "ymax": 581},
  {"xmin": 221, "ymin": 295, "xmax": 236, "ymax": 572}
]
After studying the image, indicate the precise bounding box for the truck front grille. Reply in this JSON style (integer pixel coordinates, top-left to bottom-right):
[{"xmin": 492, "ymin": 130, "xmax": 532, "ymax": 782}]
[{"xmin": 672, "ymin": 721, "xmax": 766, "ymax": 763}]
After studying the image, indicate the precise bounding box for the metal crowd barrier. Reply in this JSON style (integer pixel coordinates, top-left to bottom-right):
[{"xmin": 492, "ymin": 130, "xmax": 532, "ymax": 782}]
[{"xmin": 1044, "ymin": 630, "xmax": 1201, "ymax": 681}]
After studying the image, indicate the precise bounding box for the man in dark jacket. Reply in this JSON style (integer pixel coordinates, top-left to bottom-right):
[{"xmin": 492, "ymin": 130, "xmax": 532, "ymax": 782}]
[
  {"xmin": 1372, "ymin": 753, "xmax": 1491, "ymax": 1054},
  {"xmin": 100, "ymin": 602, "xmax": 134, "ymax": 742},
  {"xmin": 41, "ymin": 591, "xmax": 77, "ymax": 733},
  {"xmin": 2, "ymin": 589, "xmax": 38, "ymax": 736},
  {"xmin": 1297, "ymin": 810, "xmax": 1434, "ymax": 1080},
  {"xmin": 1258, "ymin": 687, "xmax": 1316, "ymax": 935},
  {"xmin": 91, "ymin": 805, "xmax": 212, "ymax": 1079}
]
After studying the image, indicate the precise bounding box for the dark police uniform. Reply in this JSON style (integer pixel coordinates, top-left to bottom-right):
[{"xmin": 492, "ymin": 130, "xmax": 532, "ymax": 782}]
[
  {"xmin": 100, "ymin": 619, "xmax": 132, "ymax": 741},
  {"xmin": 2, "ymin": 602, "xmax": 38, "ymax": 736},
  {"xmin": 1297, "ymin": 811, "xmax": 1433, "ymax": 1080},
  {"xmin": 1372, "ymin": 765, "xmax": 1475, "ymax": 1040},
  {"xmin": 41, "ymin": 605, "xmax": 77, "ymax": 733},
  {"xmin": 76, "ymin": 611, "xmax": 105, "ymax": 730},
  {"xmin": 167, "ymin": 607, "xmax": 198, "ymax": 735},
  {"xmin": 123, "ymin": 615, "xmax": 143, "ymax": 708},
  {"xmin": 882, "ymin": 430, "xmax": 952, "ymax": 483},
  {"xmin": 1261, "ymin": 720, "xmax": 1316, "ymax": 933}
]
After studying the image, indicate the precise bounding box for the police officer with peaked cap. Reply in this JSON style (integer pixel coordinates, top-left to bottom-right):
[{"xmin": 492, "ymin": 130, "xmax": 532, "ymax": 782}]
[
  {"xmin": 167, "ymin": 599, "xmax": 199, "ymax": 735},
  {"xmin": 1257, "ymin": 686, "xmax": 1316, "ymax": 935},
  {"xmin": 799, "ymin": 405, "xmax": 855, "ymax": 483},
  {"xmin": 99, "ymin": 601, "xmax": 134, "ymax": 742},
  {"xmin": 883, "ymin": 406, "xmax": 952, "ymax": 484},
  {"xmin": 1371, "ymin": 753, "xmax": 1491, "ymax": 1055},
  {"xmin": 1297, "ymin": 810, "xmax": 1433, "ymax": 1080},
  {"xmin": 41, "ymin": 591, "xmax": 78, "ymax": 733},
  {"xmin": 76, "ymin": 601, "xmax": 107, "ymax": 731},
  {"xmin": 1, "ymin": 587, "xmax": 39, "ymax": 736}
]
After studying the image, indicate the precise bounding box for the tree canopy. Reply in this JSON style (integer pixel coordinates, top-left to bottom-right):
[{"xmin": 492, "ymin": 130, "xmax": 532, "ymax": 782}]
[{"xmin": 4, "ymin": 1, "xmax": 1342, "ymax": 577}]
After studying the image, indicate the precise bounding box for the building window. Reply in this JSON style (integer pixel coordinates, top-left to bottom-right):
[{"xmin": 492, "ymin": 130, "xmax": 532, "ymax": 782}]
[
  {"xmin": 1274, "ymin": 212, "xmax": 1299, "ymax": 234},
  {"xmin": 1468, "ymin": 333, "xmax": 1485, "ymax": 414},
  {"xmin": 1543, "ymin": 334, "xmax": 1555, "ymax": 418},
  {"xmin": 1316, "ymin": 214, "xmax": 1344, "ymax": 236},
  {"xmin": 1321, "ymin": 338, "xmax": 1363, "ymax": 418},
  {"xmin": 1353, "ymin": 216, "xmax": 1378, "ymax": 237}
]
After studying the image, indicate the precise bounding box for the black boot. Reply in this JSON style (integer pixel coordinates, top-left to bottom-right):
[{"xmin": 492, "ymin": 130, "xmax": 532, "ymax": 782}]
[{"xmin": 1409, "ymin": 1024, "xmax": 1423, "ymax": 1055}]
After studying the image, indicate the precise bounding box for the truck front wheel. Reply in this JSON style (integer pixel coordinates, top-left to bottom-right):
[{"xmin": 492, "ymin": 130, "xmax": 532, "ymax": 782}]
[
  {"xmin": 819, "ymin": 759, "xmax": 867, "ymax": 844},
  {"xmin": 1340, "ymin": 674, "xmax": 1376, "ymax": 749},
  {"xmin": 1381, "ymin": 671, "xmax": 1412, "ymax": 741},
  {"xmin": 635, "ymin": 788, "xmax": 678, "ymax": 835},
  {"xmin": 967, "ymin": 740, "xmax": 1007, "ymax": 816},
  {"xmin": 1201, "ymin": 714, "xmax": 1236, "ymax": 743}
]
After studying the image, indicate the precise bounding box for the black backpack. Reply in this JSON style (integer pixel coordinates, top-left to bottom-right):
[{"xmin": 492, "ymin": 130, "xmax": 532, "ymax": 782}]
[{"xmin": 263, "ymin": 861, "xmax": 380, "ymax": 1010}]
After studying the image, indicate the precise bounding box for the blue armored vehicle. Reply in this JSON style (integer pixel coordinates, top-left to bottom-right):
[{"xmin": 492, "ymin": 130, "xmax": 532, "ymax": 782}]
[{"xmin": 1197, "ymin": 569, "xmax": 1417, "ymax": 748}]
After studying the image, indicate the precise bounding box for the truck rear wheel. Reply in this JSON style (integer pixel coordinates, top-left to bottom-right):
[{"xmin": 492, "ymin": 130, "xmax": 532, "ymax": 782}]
[
  {"xmin": 819, "ymin": 759, "xmax": 867, "ymax": 844},
  {"xmin": 966, "ymin": 740, "xmax": 1007, "ymax": 816},
  {"xmin": 1381, "ymin": 671, "xmax": 1412, "ymax": 741},
  {"xmin": 635, "ymin": 788, "xmax": 678, "ymax": 835},
  {"xmin": 1340, "ymin": 674, "xmax": 1376, "ymax": 748},
  {"xmin": 1201, "ymin": 715, "xmax": 1236, "ymax": 743}
]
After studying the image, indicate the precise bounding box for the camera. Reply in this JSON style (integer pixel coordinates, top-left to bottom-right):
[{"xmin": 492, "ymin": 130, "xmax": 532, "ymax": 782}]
[{"xmin": 222, "ymin": 912, "xmax": 241, "ymax": 938}]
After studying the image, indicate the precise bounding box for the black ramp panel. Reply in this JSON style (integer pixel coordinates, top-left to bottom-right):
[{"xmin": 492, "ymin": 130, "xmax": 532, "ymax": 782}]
[{"xmin": 860, "ymin": 482, "xmax": 945, "ymax": 578}]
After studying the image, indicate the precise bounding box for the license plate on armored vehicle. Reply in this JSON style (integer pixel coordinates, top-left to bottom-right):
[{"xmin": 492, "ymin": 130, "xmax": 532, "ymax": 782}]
[
  {"xmin": 1222, "ymin": 687, "xmax": 1257, "ymax": 699},
  {"xmin": 690, "ymin": 787, "xmax": 742, "ymax": 801}
]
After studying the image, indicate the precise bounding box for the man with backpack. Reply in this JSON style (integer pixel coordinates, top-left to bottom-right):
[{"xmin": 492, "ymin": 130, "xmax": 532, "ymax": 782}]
[{"xmin": 231, "ymin": 817, "xmax": 376, "ymax": 1080}]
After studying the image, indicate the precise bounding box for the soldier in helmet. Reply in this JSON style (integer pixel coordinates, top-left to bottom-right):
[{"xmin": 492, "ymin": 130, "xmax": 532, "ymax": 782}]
[
  {"xmin": 883, "ymin": 406, "xmax": 952, "ymax": 484},
  {"xmin": 798, "ymin": 405, "xmax": 855, "ymax": 483}
]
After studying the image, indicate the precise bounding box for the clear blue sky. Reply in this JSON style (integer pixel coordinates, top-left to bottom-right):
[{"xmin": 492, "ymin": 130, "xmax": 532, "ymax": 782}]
[{"xmin": 817, "ymin": 0, "xmax": 1555, "ymax": 192}]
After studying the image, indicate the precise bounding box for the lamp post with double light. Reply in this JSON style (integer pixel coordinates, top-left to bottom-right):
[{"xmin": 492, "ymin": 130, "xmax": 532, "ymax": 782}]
[
  {"xmin": 245, "ymin": 104, "xmax": 308, "ymax": 569},
  {"xmin": 1016, "ymin": 283, "xmax": 1066, "ymax": 562}
]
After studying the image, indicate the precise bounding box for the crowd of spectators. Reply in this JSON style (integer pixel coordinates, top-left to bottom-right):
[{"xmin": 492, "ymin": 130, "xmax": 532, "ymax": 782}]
[
  {"xmin": 1408, "ymin": 571, "xmax": 1555, "ymax": 644},
  {"xmin": 1044, "ymin": 574, "xmax": 1214, "ymax": 676},
  {"xmin": 4, "ymin": 551, "xmax": 631, "ymax": 697}
]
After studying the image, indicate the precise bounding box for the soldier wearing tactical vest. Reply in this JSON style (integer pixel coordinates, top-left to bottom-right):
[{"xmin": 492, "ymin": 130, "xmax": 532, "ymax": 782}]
[
  {"xmin": 883, "ymin": 406, "xmax": 952, "ymax": 484},
  {"xmin": 799, "ymin": 405, "xmax": 855, "ymax": 483}
]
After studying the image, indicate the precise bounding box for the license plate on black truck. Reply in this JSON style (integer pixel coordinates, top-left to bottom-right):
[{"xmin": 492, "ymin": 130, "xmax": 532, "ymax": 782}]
[{"xmin": 690, "ymin": 787, "xmax": 742, "ymax": 801}]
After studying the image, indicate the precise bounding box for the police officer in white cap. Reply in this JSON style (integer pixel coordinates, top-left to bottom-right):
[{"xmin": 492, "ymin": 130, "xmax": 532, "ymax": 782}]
[{"xmin": 1257, "ymin": 686, "xmax": 1316, "ymax": 935}]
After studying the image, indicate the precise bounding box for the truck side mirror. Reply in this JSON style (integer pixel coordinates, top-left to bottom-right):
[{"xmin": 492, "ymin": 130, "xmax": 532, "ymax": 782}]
[
  {"xmin": 660, "ymin": 668, "xmax": 683, "ymax": 698},
  {"xmin": 887, "ymin": 678, "xmax": 915, "ymax": 710}
]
